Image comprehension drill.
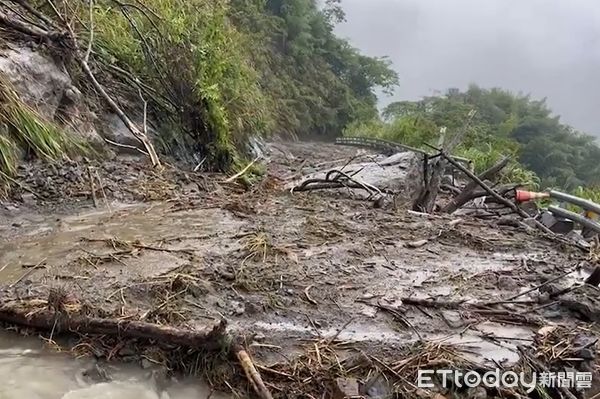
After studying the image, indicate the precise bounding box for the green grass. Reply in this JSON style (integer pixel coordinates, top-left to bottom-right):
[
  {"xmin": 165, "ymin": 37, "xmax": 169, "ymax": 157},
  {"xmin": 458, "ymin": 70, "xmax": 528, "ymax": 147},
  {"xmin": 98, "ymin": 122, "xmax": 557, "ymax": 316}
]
[{"xmin": 0, "ymin": 76, "xmax": 88, "ymax": 189}]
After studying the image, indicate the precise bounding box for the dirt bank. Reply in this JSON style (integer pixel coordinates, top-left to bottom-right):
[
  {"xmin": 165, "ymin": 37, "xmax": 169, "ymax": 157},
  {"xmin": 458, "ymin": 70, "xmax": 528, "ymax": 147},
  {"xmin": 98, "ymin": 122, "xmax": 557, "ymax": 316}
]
[{"xmin": 0, "ymin": 141, "xmax": 599, "ymax": 399}]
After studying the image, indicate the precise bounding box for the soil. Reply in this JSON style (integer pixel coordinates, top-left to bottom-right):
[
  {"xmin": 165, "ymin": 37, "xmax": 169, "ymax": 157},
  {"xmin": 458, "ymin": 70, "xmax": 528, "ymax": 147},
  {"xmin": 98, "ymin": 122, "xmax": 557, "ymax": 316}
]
[{"xmin": 1, "ymin": 140, "xmax": 599, "ymax": 399}]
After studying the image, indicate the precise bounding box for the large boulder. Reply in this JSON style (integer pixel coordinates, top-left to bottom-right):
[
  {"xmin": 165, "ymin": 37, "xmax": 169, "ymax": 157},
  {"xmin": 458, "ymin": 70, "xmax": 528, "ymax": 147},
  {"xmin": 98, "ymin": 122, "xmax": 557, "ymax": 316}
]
[{"xmin": 292, "ymin": 151, "xmax": 424, "ymax": 205}]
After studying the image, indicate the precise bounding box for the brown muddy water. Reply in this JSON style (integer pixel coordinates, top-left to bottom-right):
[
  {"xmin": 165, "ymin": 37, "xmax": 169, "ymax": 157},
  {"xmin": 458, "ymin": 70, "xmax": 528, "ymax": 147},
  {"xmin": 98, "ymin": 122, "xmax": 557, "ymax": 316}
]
[
  {"xmin": 0, "ymin": 204, "xmax": 235, "ymax": 398},
  {"xmin": 0, "ymin": 203, "xmax": 245, "ymax": 281},
  {"xmin": 0, "ymin": 331, "xmax": 225, "ymax": 399}
]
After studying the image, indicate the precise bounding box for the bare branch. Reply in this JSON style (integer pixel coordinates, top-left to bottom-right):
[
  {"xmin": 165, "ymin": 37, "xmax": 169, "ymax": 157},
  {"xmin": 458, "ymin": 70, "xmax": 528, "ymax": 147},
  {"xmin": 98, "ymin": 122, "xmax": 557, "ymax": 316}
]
[{"xmin": 84, "ymin": 0, "xmax": 93, "ymax": 63}]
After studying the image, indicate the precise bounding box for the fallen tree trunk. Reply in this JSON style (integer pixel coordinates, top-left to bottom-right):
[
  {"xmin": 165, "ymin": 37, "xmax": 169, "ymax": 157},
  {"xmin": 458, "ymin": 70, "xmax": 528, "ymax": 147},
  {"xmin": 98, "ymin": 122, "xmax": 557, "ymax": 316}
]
[
  {"xmin": 443, "ymin": 156, "xmax": 510, "ymax": 213},
  {"xmin": 0, "ymin": 300, "xmax": 226, "ymax": 349},
  {"xmin": 441, "ymin": 152, "xmax": 555, "ymax": 236},
  {"xmin": 0, "ymin": 298, "xmax": 274, "ymax": 399}
]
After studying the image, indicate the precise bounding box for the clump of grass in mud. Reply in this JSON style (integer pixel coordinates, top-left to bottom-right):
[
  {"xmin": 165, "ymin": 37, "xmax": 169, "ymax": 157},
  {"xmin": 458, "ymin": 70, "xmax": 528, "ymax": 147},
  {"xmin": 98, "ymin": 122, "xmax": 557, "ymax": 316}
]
[
  {"xmin": 0, "ymin": 76, "xmax": 89, "ymax": 189},
  {"xmin": 234, "ymin": 231, "xmax": 298, "ymax": 291},
  {"xmin": 242, "ymin": 231, "xmax": 272, "ymax": 263}
]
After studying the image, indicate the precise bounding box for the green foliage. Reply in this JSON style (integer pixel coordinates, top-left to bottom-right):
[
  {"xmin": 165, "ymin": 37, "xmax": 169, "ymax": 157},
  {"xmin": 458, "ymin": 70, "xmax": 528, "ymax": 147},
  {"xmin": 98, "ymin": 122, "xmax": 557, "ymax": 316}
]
[
  {"xmin": 377, "ymin": 85, "xmax": 600, "ymax": 190},
  {"xmin": 572, "ymin": 186, "xmax": 600, "ymax": 204},
  {"xmin": 0, "ymin": 78, "xmax": 87, "ymax": 186},
  {"xmin": 88, "ymin": 0, "xmax": 271, "ymax": 170},
  {"xmin": 344, "ymin": 115, "xmax": 438, "ymax": 148},
  {"xmin": 73, "ymin": 0, "xmax": 397, "ymax": 169},
  {"xmin": 231, "ymin": 0, "xmax": 398, "ymax": 138}
]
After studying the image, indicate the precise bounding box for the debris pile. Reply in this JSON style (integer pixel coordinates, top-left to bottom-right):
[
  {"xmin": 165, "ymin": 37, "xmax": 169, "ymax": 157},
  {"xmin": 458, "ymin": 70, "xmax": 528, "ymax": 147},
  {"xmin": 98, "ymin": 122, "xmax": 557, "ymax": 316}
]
[{"xmin": 0, "ymin": 139, "xmax": 599, "ymax": 399}]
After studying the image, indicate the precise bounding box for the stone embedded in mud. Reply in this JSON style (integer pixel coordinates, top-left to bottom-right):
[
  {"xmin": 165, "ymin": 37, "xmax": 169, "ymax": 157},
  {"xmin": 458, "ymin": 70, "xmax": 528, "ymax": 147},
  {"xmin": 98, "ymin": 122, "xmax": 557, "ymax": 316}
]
[
  {"xmin": 359, "ymin": 304, "xmax": 378, "ymax": 318},
  {"xmin": 334, "ymin": 377, "xmax": 360, "ymax": 399},
  {"xmin": 497, "ymin": 276, "xmax": 518, "ymax": 291},
  {"xmin": 363, "ymin": 374, "xmax": 392, "ymax": 399},
  {"xmin": 97, "ymin": 114, "xmax": 149, "ymax": 153},
  {"xmin": 230, "ymin": 300, "xmax": 245, "ymax": 315},
  {"xmin": 466, "ymin": 387, "xmax": 487, "ymax": 399}
]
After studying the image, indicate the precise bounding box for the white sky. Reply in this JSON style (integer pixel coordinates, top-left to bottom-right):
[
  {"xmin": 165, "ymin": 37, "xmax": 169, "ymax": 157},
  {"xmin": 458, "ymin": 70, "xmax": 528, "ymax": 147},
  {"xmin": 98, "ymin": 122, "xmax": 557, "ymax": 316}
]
[{"xmin": 335, "ymin": 0, "xmax": 600, "ymax": 135}]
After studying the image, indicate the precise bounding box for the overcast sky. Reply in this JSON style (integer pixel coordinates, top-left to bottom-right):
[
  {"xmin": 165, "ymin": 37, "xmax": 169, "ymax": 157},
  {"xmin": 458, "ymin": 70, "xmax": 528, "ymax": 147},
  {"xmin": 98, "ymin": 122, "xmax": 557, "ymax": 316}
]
[{"xmin": 335, "ymin": 0, "xmax": 600, "ymax": 136}]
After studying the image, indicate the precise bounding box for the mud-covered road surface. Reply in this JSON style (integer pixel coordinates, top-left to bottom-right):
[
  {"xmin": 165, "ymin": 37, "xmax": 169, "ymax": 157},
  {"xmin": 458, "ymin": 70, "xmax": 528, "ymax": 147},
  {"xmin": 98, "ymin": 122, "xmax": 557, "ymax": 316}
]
[{"xmin": 1, "ymin": 140, "xmax": 599, "ymax": 398}]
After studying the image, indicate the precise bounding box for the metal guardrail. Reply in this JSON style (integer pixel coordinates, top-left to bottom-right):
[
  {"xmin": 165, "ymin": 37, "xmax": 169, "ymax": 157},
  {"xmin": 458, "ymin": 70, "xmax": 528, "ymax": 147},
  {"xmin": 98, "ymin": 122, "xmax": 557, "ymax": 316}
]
[
  {"xmin": 549, "ymin": 190, "xmax": 600, "ymax": 215},
  {"xmin": 548, "ymin": 205, "xmax": 600, "ymax": 234},
  {"xmin": 335, "ymin": 136, "xmax": 472, "ymax": 165}
]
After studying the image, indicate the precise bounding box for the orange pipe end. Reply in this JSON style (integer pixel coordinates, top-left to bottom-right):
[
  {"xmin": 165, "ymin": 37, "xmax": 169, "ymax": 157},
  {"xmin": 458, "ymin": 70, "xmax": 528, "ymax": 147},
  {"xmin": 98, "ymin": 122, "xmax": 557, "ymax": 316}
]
[{"xmin": 515, "ymin": 190, "xmax": 550, "ymax": 202}]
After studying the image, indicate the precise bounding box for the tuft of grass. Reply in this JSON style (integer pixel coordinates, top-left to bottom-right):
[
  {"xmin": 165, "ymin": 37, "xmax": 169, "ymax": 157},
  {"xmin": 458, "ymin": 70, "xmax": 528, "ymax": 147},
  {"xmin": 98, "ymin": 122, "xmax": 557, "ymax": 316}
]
[
  {"xmin": 0, "ymin": 133, "xmax": 17, "ymax": 177},
  {"xmin": 0, "ymin": 76, "xmax": 89, "ymax": 188},
  {"xmin": 242, "ymin": 231, "xmax": 271, "ymax": 262}
]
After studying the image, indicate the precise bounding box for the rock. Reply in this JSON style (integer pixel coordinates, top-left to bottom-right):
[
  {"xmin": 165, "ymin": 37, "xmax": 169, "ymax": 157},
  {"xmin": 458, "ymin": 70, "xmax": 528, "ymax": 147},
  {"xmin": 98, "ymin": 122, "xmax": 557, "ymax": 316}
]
[
  {"xmin": 20, "ymin": 193, "xmax": 36, "ymax": 206},
  {"xmin": 497, "ymin": 276, "xmax": 518, "ymax": 291},
  {"xmin": 0, "ymin": 47, "xmax": 70, "ymax": 120},
  {"xmin": 4, "ymin": 204, "xmax": 19, "ymax": 211},
  {"xmin": 80, "ymin": 362, "xmax": 111, "ymax": 384},
  {"xmin": 244, "ymin": 301, "xmax": 261, "ymax": 315},
  {"xmin": 97, "ymin": 114, "xmax": 146, "ymax": 153},
  {"xmin": 360, "ymin": 304, "xmax": 378, "ymax": 318},
  {"xmin": 0, "ymin": 46, "xmax": 105, "ymax": 148},
  {"xmin": 334, "ymin": 377, "xmax": 360, "ymax": 399},
  {"xmin": 576, "ymin": 348, "xmax": 595, "ymax": 360},
  {"xmin": 363, "ymin": 374, "xmax": 392, "ymax": 399},
  {"xmin": 496, "ymin": 216, "xmax": 521, "ymax": 227},
  {"xmin": 440, "ymin": 310, "xmax": 463, "ymax": 328},
  {"xmin": 230, "ymin": 300, "xmax": 245, "ymax": 316},
  {"xmin": 466, "ymin": 386, "xmax": 487, "ymax": 399},
  {"xmin": 141, "ymin": 358, "xmax": 154, "ymax": 369},
  {"xmin": 407, "ymin": 239, "xmax": 429, "ymax": 249},
  {"xmin": 291, "ymin": 152, "xmax": 423, "ymax": 203},
  {"xmin": 560, "ymin": 285, "xmax": 600, "ymax": 322},
  {"xmin": 247, "ymin": 135, "xmax": 267, "ymax": 159},
  {"xmin": 118, "ymin": 347, "xmax": 136, "ymax": 357},
  {"xmin": 253, "ymin": 332, "xmax": 266, "ymax": 341}
]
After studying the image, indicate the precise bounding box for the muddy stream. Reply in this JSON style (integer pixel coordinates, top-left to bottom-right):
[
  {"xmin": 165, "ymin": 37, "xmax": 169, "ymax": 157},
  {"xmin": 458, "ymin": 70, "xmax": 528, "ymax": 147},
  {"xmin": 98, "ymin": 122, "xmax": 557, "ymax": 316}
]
[
  {"xmin": 0, "ymin": 204, "xmax": 236, "ymax": 398},
  {"xmin": 0, "ymin": 187, "xmax": 591, "ymax": 397},
  {"xmin": 0, "ymin": 329, "xmax": 226, "ymax": 399}
]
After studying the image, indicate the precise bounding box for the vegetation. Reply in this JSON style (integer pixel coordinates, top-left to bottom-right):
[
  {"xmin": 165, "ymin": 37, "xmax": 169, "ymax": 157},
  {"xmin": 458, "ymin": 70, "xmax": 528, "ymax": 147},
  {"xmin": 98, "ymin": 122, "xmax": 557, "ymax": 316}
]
[
  {"xmin": 230, "ymin": 0, "xmax": 398, "ymax": 139},
  {"xmin": 347, "ymin": 85, "xmax": 600, "ymax": 191},
  {"xmin": 70, "ymin": 0, "xmax": 396, "ymax": 169},
  {"xmin": 0, "ymin": 77, "xmax": 87, "ymax": 187},
  {"xmin": 0, "ymin": 0, "xmax": 397, "ymax": 180}
]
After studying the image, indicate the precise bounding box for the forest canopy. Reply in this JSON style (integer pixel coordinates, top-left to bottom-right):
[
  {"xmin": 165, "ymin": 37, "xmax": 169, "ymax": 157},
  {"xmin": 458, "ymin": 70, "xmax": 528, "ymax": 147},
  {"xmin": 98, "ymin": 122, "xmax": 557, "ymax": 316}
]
[{"xmin": 346, "ymin": 85, "xmax": 600, "ymax": 191}]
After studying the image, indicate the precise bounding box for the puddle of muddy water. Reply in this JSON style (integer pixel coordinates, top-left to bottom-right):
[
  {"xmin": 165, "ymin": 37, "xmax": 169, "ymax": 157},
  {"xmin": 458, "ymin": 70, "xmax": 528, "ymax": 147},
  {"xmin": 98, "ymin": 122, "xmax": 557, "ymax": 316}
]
[
  {"xmin": 0, "ymin": 330, "xmax": 226, "ymax": 399},
  {"xmin": 432, "ymin": 322, "xmax": 534, "ymax": 366},
  {"xmin": 0, "ymin": 203, "xmax": 246, "ymax": 282}
]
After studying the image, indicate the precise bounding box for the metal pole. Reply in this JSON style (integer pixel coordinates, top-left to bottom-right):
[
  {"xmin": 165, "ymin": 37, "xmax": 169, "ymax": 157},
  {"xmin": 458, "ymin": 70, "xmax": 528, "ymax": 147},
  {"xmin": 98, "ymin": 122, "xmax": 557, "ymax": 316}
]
[
  {"xmin": 548, "ymin": 205, "xmax": 600, "ymax": 234},
  {"xmin": 549, "ymin": 190, "xmax": 600, "ymax": 215}
]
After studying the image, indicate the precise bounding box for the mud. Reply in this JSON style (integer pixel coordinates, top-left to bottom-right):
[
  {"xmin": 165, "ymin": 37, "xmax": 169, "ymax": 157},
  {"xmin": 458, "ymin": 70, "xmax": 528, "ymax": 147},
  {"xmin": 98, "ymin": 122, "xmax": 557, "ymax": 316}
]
[{"xmin": 1, "ymin": 140, "xmax": 599, "ymax": 398}]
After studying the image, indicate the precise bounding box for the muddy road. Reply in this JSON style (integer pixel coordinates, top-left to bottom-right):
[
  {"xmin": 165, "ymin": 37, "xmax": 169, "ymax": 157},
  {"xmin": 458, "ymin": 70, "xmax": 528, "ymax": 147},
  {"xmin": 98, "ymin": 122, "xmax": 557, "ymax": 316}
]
[{"xmin": 0, "ymin": 141, "xmax": 598, "ymax": 398}]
